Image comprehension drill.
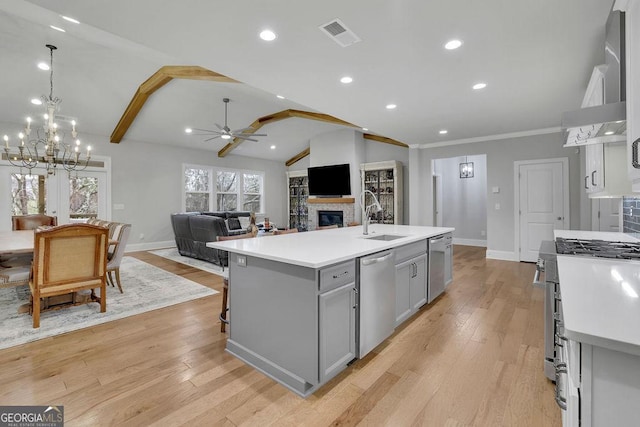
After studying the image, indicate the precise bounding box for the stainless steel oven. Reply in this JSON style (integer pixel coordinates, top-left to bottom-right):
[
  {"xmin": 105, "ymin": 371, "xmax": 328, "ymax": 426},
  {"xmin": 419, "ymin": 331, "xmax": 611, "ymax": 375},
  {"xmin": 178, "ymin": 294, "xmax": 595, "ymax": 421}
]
[{"xmin": 534, "ymin": 240, "xmax": 559, "ymax": 381}]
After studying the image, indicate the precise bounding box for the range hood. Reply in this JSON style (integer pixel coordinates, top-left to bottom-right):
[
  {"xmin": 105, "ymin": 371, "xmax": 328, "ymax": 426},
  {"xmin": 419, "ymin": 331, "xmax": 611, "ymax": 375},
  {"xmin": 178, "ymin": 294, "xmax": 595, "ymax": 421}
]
[{"xmin": 562, "ymin": 9, "xmax": 626, "ymax": 146}]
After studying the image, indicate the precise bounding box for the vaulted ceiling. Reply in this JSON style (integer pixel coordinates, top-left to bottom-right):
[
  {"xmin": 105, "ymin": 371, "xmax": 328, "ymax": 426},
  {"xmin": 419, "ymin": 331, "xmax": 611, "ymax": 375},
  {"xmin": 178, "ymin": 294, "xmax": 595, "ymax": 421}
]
[{"xmin": 0, "ymin": 1, "xmax": 615, "ymax": 163}]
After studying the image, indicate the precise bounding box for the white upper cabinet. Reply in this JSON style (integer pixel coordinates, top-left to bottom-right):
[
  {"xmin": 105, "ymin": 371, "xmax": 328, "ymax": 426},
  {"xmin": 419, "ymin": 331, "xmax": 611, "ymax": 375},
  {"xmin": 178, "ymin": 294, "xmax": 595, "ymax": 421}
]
[{"xmin": 626, "ymin": 1, "xmax": 640, "ymax": 186}]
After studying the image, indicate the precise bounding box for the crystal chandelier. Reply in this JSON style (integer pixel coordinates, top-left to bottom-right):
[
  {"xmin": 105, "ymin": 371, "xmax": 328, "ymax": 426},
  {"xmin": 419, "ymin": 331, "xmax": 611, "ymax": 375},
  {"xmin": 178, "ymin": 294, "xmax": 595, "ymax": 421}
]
[{"xmin": 2, "ymin": 44, "xmax": 91, "ymax": 175}]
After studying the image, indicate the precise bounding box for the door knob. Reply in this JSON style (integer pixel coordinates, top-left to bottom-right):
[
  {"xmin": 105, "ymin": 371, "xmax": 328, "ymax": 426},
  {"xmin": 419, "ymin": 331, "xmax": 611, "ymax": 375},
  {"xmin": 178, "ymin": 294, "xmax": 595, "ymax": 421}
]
[{"xmin": 557, "ymin": 217, "xmax": 563, "ymax": 220}]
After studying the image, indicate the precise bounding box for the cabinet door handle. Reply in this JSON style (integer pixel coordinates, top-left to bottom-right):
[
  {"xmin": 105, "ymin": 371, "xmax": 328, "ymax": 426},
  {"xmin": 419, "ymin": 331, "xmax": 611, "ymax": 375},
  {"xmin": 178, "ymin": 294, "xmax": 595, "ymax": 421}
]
[
  {"xmin": 633, "ymin": 138, "xmax": 640, "ymax": 169},
  {"xmin": 584, "ymin": 176, "xmax": 589, "ymax": 189},
  {"xmin": 554, "ymin": 362, "xmax": 568, "ymax": 411},
  {"xmin": 591, "ymin": 170, "xmax": 597, "ymax": 186},
  {"xmin": 352, "ymin": 287, "xmax": 358, "ymax": 309},
  {"xmin": 332, "ymin": 271, "xmax": 350, "ymax": 279}
]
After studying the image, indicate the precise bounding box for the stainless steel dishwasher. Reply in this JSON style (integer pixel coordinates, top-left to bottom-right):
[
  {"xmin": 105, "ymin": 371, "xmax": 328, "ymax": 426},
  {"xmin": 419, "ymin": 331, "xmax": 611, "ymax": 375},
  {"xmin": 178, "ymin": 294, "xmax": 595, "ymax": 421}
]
[
  {"xmin": 428, "ymin": 235, "xmax": 447, "ymax": 303},
  {"xmin": 358, "ymin": 249, "xmax": 395, "ymax": 358}
]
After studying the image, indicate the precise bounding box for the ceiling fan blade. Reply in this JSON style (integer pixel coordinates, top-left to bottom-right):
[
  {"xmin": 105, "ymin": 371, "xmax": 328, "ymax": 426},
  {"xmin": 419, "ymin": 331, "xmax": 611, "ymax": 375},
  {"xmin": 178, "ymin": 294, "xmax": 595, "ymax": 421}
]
[
  {"xmin": 204, "ymin": 136, "xmax": 221, "ymax": 142},
  {"xmin": 236, "ymin": 133, "xmax": 267, "ymax": 137},
  {"xmin": 191, "ymin": 127, "xmax": 221, "ymax": 134},
  {"xmin": 232, "ymin": 127, "xmax": 256, "ymax": 134},
  {"xmin": 214, "ymin": 123, "xmax": 224, "ymax": 131},
  {"xmin": 234, "ymin": 135, "xmax": 259, "ymax": 142}
]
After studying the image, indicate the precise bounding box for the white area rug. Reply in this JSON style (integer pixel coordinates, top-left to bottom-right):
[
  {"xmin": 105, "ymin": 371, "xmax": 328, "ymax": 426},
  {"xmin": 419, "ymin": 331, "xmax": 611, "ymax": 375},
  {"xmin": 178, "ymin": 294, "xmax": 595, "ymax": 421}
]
[
  {"xmin": 150, "ymin": 248, "xmax": 225, "ymax": 277},
  {"xmin": 0, "ymin": 256, "xmax": 217, "ymax": 350}
]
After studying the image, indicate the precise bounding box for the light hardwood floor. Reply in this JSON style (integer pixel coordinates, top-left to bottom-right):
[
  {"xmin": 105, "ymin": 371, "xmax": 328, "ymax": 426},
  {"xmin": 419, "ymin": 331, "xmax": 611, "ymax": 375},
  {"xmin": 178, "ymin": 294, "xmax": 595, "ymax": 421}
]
[{"xmin": 0, "ymin": 246, "xmax": 561, "ymax": 426}]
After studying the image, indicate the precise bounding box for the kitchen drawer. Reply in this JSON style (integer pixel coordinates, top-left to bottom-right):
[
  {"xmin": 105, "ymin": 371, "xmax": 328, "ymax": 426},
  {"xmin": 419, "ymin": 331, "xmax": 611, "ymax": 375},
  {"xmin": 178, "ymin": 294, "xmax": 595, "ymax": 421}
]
[
  {"xmin": 319, "ymin": 260, "xmax": 355, "ymax": 293},
  {"xmin": 395, "ymin": 240, "xmax": 427, "ymax": 264}
]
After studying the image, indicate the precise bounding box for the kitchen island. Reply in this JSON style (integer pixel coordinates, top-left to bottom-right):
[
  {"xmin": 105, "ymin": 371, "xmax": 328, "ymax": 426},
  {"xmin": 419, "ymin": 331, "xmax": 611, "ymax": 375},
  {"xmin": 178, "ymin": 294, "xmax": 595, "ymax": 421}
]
[{"xmin": 207, "ymin": 224, "xmax": 453, "ymax": 396}]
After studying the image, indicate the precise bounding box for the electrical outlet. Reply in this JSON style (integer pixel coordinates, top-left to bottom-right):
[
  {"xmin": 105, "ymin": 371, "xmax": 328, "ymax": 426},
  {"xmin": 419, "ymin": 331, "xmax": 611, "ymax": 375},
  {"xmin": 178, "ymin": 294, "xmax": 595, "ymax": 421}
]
[
  {"xmin": 139, "ymin": 233, "xmax": 144, "ymax": 240},
  {"xmin": 238, "ymin": 255, "xmax": 247, "ymax": 267}
]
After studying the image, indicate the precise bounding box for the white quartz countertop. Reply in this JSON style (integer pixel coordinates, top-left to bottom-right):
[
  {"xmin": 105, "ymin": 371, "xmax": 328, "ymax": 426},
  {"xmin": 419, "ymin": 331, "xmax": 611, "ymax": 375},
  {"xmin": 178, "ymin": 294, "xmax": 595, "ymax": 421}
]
[
  {"xmin": 554, "ymin": 229, "xmax": 640, "ymax": 242},
  {"xmin": 207, "ymin": 224, "xmax": 454, "ymax": 269},
  {"xmin": 557, "ymin": 255, "xmax": 640, "ymax": 356}
]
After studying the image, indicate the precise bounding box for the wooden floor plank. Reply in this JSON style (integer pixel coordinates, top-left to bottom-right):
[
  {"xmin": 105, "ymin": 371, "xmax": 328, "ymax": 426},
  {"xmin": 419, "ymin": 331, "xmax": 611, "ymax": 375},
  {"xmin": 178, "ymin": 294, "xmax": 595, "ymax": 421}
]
[{"xmin": 0, "ymin": 246, "xmax": 560, "ymax": 426}]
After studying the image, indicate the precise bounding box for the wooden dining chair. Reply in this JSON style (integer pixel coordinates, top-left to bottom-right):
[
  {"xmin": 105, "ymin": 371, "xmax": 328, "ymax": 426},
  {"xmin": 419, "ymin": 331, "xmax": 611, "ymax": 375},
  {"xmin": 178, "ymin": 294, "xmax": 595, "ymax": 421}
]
[
  {"xmin": 217, "ymin": 232, "xmax": 254, "ymax": 333},
  {"xmin": 317, "ymin": 224, "xmax": 339, "ymax": 230},
  {"xmin": 29, "ymin": 224, "xmax": 109, "ymax": 328},
  {"xmin": 273, "ymin": 228, "xmax": 299, "ymax": 235},
  {"xmin": 106, "ymin": 223, "xmax": 131, "ymax": 293},
  {"xmin": 12, "ymin": 214, "xmax": 57, "ymax": 231}
]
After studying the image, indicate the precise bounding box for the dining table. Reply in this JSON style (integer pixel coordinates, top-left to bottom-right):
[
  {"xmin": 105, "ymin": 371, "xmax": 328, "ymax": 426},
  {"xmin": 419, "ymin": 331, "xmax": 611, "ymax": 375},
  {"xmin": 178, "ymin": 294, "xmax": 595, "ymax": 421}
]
[{"xmin": 0, "ymin": 230, "xmax": 35, "ymax": 255}]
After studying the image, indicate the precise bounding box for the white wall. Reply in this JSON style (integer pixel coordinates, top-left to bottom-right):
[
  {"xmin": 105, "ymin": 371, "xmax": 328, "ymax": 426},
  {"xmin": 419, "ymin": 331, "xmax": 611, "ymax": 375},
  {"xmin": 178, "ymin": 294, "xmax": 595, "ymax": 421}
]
[
  {"xmin": 433, "ymin": 154, "xmax": 487, "ymax": 244},
  {"xmin": 410, "ymin": 132, "xmax": 583, "ymax": 257}
]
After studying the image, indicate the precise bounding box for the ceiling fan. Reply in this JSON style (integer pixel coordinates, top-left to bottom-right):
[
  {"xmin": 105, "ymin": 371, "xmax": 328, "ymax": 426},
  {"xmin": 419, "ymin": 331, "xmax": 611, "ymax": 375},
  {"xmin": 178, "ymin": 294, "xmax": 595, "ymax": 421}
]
[{"xmin": 191, "ymin": 97, "xmax": 267, "ymax": 142}]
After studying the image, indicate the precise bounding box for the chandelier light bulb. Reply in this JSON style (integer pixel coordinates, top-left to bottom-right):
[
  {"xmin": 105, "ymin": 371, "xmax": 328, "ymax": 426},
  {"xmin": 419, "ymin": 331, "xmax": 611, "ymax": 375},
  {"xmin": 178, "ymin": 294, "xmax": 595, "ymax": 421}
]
[
  {"xmin": 44, "ymin": 113, "xmax": 49, "ymax": 120},
  {"xmin": 18, "ymin": 132, "xmax": 24, "ymax": 139},
  {"xmin": 75, "ymin": 139, "xmax": 80, "ymax": 145},
  {"xmin": 74, "ymin": 146, "xmax": 79, "ymax": 152}
]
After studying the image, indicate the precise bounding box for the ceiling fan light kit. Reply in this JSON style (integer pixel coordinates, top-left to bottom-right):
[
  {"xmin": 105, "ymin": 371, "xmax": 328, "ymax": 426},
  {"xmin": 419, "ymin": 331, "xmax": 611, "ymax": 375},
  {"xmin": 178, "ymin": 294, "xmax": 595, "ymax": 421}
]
[{"xmin": 191, "ymin": 97, "xmax": 267, "ymax": 143}]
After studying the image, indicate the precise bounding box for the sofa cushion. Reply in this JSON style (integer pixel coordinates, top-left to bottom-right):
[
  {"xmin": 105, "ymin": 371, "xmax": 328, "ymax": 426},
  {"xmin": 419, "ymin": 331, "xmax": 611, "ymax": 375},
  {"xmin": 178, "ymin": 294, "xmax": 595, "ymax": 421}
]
[{"xmin": 227, "ymin": 217, "xmax": 242, "ymax": 230}]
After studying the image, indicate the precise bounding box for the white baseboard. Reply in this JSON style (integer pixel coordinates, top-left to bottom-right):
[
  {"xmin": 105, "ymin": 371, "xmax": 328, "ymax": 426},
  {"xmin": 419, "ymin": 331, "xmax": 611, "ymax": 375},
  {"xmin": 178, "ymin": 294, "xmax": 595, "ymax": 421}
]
[
  {"xmin": 124, "ymin": 240, "xmax": 176, "ymax": 253},
  {"xmin": 452, "ymin": 238, "xmax": 487, "ymax": 247},
  {"xmin": 485, "ymin": 250, "xmax": 518, "ymax": 261}
]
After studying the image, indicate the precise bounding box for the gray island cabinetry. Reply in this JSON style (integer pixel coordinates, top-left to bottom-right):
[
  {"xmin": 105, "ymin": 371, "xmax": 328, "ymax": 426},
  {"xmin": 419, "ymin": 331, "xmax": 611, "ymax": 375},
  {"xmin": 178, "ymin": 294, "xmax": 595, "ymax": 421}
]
[
  {"xmin": 208, "ymin": 224, "xmax": 454, "ymax": 397},
  {"xmin": 394, "ymin": 240, "xmax": 428, "ymax": 326}
]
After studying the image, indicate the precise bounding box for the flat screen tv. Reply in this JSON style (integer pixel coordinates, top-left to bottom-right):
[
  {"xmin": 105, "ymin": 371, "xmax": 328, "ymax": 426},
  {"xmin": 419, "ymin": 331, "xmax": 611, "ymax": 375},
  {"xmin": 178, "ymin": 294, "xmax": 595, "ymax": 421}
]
[{"xmin": 307, "ymin": 164, "xmax": 351, "ymax": 197}]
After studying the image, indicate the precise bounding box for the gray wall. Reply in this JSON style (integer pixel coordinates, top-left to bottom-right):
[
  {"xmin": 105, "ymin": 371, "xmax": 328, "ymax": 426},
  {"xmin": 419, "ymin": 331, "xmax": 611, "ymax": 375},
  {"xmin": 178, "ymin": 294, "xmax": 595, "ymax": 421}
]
[
  {"xmin": 433, "ymin": 154, "xmax": 487, "ymax": 243},
  {"xmin": 410, "ymin": 132, "xmax": 582, "ymax": 257},
  {"xmin": 287, "ymin": 133, "xmax": 410, "ymax": 223},
  {"xmin": 87, "ymin": 132, "xmax": 287, "ymax": 250}
]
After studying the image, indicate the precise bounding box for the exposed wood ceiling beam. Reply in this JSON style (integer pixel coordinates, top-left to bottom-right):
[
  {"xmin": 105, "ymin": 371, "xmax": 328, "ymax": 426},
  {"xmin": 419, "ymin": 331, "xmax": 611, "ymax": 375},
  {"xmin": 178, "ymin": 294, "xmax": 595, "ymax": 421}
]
[
  {"xmin": 110, "ymin": 66, "xmax": 237, "ymax": 143},
  {"xmin": 218, "ymin": 109, "xmax": 358, "ymax": 158},
  {"xmin": 362, "ymin": 133, "xmax": 408, "ymax": 148},
  {"xmin": 285, "ymin": 147, "xmax": 311, "ymax": 167}
]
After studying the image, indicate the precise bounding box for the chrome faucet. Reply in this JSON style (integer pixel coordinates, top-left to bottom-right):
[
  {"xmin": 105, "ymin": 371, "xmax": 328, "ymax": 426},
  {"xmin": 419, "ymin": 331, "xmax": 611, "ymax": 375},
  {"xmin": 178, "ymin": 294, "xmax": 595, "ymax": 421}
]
[{"xmin": 361, "ymin": 189, "xmax": 383, "ymax": 235}]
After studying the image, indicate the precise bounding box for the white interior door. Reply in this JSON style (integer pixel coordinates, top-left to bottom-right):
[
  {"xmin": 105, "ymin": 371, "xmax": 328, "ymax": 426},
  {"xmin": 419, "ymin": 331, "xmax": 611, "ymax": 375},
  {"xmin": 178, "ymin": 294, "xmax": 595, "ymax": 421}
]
[
  {"xmin": 518, "ymin": 161, "xmax": 566, "ymax": 262},
  {"xmin": 591, "ymin": 198, "xmax": 621, "ymax": 232}
]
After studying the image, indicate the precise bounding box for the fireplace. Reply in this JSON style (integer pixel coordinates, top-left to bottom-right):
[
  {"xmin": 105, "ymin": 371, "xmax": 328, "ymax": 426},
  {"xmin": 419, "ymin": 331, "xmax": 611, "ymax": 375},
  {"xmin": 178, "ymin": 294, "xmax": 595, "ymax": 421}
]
[{"xmin": 318, "ymin": 210, "xmax": 344, "ymax": 227}]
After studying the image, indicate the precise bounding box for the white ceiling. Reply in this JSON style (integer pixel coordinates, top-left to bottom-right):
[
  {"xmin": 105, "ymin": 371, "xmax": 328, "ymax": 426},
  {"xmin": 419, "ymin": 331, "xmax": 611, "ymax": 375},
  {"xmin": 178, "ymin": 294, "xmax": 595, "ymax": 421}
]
[{"xmin": 0, "ymin": 0, "xmax": 615, "ymax": 163}]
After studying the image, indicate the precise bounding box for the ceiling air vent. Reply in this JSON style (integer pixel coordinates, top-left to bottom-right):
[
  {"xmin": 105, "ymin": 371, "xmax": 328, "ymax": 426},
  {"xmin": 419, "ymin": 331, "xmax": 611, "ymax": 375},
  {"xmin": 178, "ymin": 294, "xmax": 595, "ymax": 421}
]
[{"xmin": 319, "ymin": 18, "xmax": 361, "ymax": 47}]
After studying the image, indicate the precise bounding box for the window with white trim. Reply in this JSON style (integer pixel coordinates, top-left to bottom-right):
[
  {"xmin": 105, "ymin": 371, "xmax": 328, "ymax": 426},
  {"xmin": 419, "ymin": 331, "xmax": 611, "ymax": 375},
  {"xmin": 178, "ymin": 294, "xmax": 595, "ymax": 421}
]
[{"xmin": 183, "ymin": 164, "xmax": 264, "ymax": 213}]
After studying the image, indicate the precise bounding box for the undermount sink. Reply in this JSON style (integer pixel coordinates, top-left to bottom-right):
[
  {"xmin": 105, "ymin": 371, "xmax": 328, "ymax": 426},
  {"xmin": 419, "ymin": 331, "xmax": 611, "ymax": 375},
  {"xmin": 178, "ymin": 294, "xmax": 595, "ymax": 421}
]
[{"xmin": 364, "ymin": 234, "xmax": 407, "ymax": 241}]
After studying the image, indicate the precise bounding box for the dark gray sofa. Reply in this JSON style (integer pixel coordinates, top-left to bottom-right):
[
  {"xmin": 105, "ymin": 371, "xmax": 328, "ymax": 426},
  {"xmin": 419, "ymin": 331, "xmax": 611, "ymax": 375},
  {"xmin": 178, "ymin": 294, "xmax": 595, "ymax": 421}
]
[{"xmin": 170, "ymin": 211, "xmax": 251, "ymax": 267}]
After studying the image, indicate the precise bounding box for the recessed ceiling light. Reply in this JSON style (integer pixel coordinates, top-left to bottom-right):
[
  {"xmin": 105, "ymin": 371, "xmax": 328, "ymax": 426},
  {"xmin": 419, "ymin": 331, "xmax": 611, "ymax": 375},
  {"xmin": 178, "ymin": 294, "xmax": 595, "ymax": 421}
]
[
  {"xmin": 50, "ymin": 25, "xmax": 65, "ymax": 32},
  {"xmin": 340, "ymin": 76, "xmax": 353, "ymax": 84},
  {"xmin": 185, "ymin": 128, "xmax": 192, "ymax": 134},
  {"xmin": 604, "ymin": 131, "xmax": 614, "ymax": 135},
  {"xmin": 386, "ymin": 104, "xmax": 397, "ymax": 110},
  {"xmin": 445, "ymin": 39, "xmax": 463, "ymax": 50},
  {"xmin": 61, "ymin": 15, "xmax": 80, "ymax": 24},
  {"xmin": 439, "ymin": 130, "xmax": 448, "ymax": 134},
  {"xmin": 362, "ymin": 127, "xmax": 368, "ymax": 131},
  {"xmin": 276, "ymin": 94, "xmax": 285, "ymax": 99},
  {"xmin": 473, "ymin": 82, "xmax": 487, "ymax": 90},
  {"xmin": 270, "ymin": 145, "xmax": 276, "ymax": 150},
  {"xmin": 259, "ymin": 29, "xmax": 277, "ymax": 41},
  {"xmin": 37, "ymin": 62, "xmax": 50, "ymax": 70},
  {"xmin": 31, "ymin": 98, "xmax": 42, "ymax": 105}
]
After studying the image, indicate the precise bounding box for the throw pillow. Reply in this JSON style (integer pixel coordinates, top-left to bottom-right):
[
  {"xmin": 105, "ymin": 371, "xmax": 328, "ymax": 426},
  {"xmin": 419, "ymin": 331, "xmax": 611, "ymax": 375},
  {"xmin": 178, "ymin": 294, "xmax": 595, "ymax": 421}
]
[
  {"xmin": 227, "ymin": 217, "xmax": 242, "ymax": 230},
  {"xmin": 238, "ymin": 216, "xmax": 250, "ymax": 230}
]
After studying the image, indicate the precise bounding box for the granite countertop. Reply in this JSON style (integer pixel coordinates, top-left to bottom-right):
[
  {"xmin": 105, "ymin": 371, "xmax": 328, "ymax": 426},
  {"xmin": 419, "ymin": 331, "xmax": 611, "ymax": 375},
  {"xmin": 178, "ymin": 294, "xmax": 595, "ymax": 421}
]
[
  {"xmin": 207, "ymin": 224, "xmax": 454, "ymax": 268},
  {"xmin": 557, "ymin": 255, "xmax": 640, "ymax": 357},
  {"xmin": 554, "ymin": 229, "xmax": 640, "ymax": 242}
]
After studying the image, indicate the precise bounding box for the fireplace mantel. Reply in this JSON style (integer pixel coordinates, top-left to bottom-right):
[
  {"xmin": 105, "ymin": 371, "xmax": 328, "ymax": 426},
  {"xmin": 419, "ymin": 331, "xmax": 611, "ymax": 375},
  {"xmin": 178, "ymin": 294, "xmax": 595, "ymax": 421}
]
[{"xmin": 307, "ymin": 197, "xmax": 355, "ymax": 204}]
